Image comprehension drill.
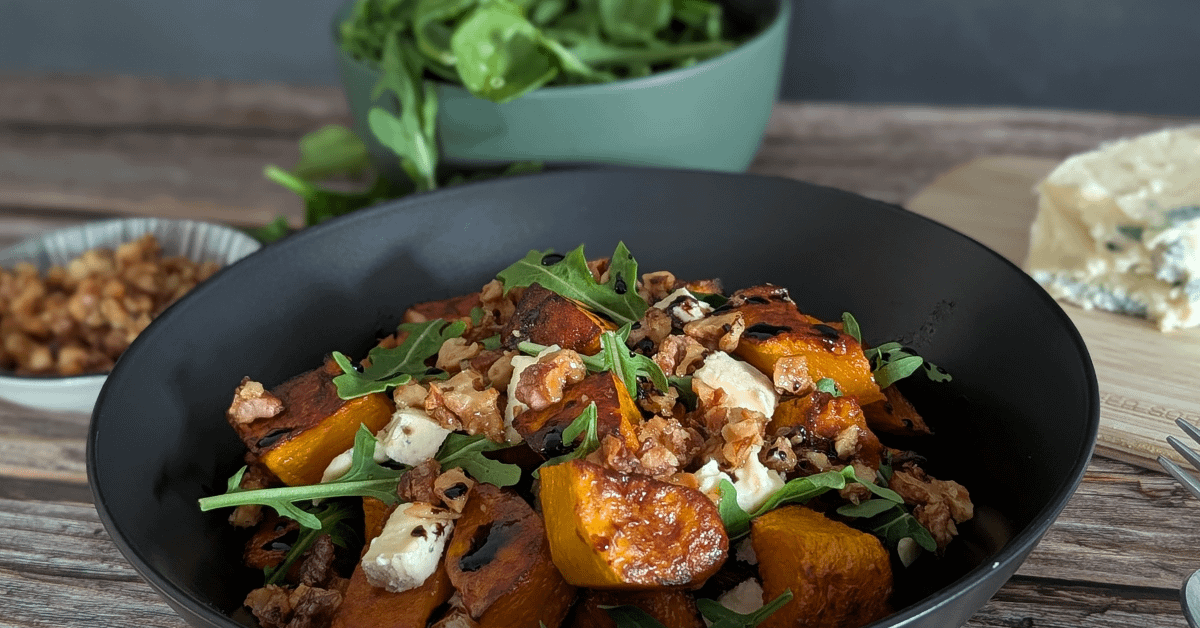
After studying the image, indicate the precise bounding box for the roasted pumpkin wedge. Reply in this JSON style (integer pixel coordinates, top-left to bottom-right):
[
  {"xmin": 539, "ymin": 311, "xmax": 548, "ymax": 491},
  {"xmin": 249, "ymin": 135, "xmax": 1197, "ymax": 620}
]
[
  {"xmin": 513, "ymin": 371, "xmax": 642, "ymax": 457},
  {"xmin": 332, "ymin": 546, "xmax": 454, "ymax": 628},
  {"xmin": 568, "ymin": 589, "xmax": 706, "ymax": 628},
  {"xmin": 228, "ymin": 358, "xmax": 395, "ymax": 486},
  {"xmin": 751, "ymin": 506, "xmax": 892, "ymax": 628},
  {"xmin": 722, "ymin": 287, "xmax": 885, "ymax": 406},
  {"xmin": 444, "ymin": 483, "xmax": 576, "ymax": 626},
  {"xmin": 539, "ymin": 459, "xmax": 728, "ymax": 589},
  {"xmin": 771, "ymin": 392, "xmax": 884, "ymax": 468},
  {"xmin": 403, "ymin": 292, "xmax": 481, "ymax": 324},
  {"xmin": 501, "ymin": 284, "xmax": 616, "ymax": 354},
  {"xmin": 862, "ymin": 385, "xmax": 933, "ymax": 436}
]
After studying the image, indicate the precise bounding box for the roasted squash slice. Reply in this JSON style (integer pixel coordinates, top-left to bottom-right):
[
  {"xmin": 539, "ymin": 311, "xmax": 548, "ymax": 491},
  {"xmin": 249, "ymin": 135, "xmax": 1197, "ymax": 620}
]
[
  {"xmin": 539, "ymin": 459, "xmax": 728, "ymax": 589},
  {"xmin": 513, "ymin": 371, "xmax": 642, "ymax": 457},
  {"xmin": 722, "ymin": 287, "xmax": 884, "ymax": 406},
  {"xmin": 771, "ymin": 392, "xmax": 883, "ymax": 468},
  {"xmin": 501, "ymin": 284, "xmax": 616, "ymax": 355},
  {"xmin": 228, "ymin": 358, "xmax": 395, "ymax": 486},
  {"xmin": 444, "ymin": 483, "xmax": 576, "ymax": 627},
  {"xmin": 862, "ymin": 385, "xmax": 933, "ymax": 436},
  {"xmin": 751, "ymin": 506, "xmax": 892, "ymax": 628},
  {"xmin": 568, "ymin": 589, "xmax": 705, "ymax": 628},
  {"xmin": 403, "ymin": 292, "xmax": 481, "ymax": 324}
]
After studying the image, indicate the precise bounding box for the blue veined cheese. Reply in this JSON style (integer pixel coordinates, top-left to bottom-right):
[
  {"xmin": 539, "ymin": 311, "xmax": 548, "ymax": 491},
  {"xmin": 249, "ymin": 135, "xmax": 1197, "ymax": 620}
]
[{"xmin": 1026, "ymin": 126, "xmax": 1200, "ymax": 331}]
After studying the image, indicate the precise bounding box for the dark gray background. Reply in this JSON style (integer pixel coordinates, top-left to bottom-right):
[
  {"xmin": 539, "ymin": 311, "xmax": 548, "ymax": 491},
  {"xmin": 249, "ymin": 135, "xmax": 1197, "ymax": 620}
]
[{"xmin": 1, "ymin": 0, "xmax": 1196, "ymax": 115}]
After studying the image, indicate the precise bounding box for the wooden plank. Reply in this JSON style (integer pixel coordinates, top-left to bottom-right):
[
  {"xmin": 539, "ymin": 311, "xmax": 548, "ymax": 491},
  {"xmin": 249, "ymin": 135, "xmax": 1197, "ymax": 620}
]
[
  {"xmin": 905, "ymin": 156, "xmax": 1200, "ymax": 471},
  {"xmin": 966, "ymin": 578, "xmax": 1186, "ymax": 628}
]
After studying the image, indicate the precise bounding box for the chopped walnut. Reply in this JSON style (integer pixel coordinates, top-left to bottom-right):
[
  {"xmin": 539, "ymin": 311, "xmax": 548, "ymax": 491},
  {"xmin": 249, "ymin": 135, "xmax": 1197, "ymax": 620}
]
[
  {"xmin": 403, "ymin": 501, "xmax": 461, "ymax": 521},
  {"xmin": 663, "ymin": 471, "xmax": 701, "ymax": 491},
  {"xmin": 587, "ymin": 433, "xmax": 642, "ymax": 475},
  {"xmin": 720, "ymin": 411, "xmax": 767, "ymax": 469},
  {"xmin": 636, "ymin": 416, "xmax": 702, "ymax": 475},
  {"xmin": 626, "ymin": 307, "xmax": 672, "ymax": 352},
  {"xmin": 889, "ymin": 466, "xmax": 974, "ymax": 550},
  {"xmin": 228, "ymin": 377, "xmax": 284, "ymax": 425},
  {"xmin": 587, "ymin": 257, "xmax": 611, "ymax": 284},
  {"xmin": 838, "ymin": 463, "xmax": 877, "ymax": 504},
  {"xmin": 772, "ymin": 355, "xmax": 814, "ymax": 396},
  {"xmin": 761, "ymin": 436, "xmax": 798, "ymax": 473},
  {"xmin": 284, "ymin": 584, "xmax": 343, "ymax": 628},
  {"xmin": 638, "ymin": 386, "xmax": 679, "ymax": 417},
  {"xmin": 467, "ymin": 279, "xmax": 522, "ymax": 342},
  {"xmin": 436, "ymin": 337, "xmax": 481, "ymax": 373},
  {"xmin": 297, "ymin": 535, "xmax": 337, "ymax": 588},
  {"xmin": 245, "ymin": 585, "xmax": 292, "ymax": 628},
  {"xmin": 425, "ymin": 370, "xmax": 505, "ymax": 442},
  {"xmin": 483, "ymin": 350, "xmax": 518, "ymax": 390},
  {"xmin": 397, "ymin": 458, "xmax": 442, "ymax": 504},
  {"xmin": 683, "ymin": 311, "xmax": 745, "ymax": 352},
  {"xmin": 434, "ymin": 468, "xmax": 475, "ymax": 513},
  {"xmin": 513, "ymin": 349, "xmax": 586, "ymax": 411},
  {"xmin": 834, "ymin": 425, "xmax": 866, "ymax": 460},
  {"xmin": 392, "ymin": 382, "xmax": 428, "ymax": 409},
  {"xmin": 801, "ymin": 450, "xmax": 833, "ymax": 473},
  {"xmin": 653, "ymin": 334, "xmax": 709, "ymax": 377},
  {"xmin": 638, "ymin": 270, "xmax": 677, "ymax": 303},
  {"xmin": 229, "ymin": 462, "xmax": 274, "ymax": 527}
]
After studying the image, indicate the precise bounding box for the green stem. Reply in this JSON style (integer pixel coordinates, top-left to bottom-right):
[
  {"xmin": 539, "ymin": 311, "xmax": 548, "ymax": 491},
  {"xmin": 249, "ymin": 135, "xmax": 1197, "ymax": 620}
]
[
  {"xmin": 569, "ymin": 39, "xmax": 733, "ymax": 66},
  {"xmin": 197, "ymin": 477, "xmax": 400, "ymax": 512},
  {"xmin": 263, "ymin": 165, "xmax": 317, "ymax": 200}
]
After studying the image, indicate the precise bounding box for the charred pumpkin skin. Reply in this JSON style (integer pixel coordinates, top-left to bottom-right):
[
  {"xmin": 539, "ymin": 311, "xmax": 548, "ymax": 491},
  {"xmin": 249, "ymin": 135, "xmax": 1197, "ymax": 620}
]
[
  {"xmin": 751, "ymin": 506, "xmax": 892, "ymax": 628},
  {"xmin": 501, "ymin": 284, "xmax": 616, "ymax": 355},
  {"xmin": 539, "ymin": 460, "xmax": 728, "ymax": 589},
  {"xmin": 444, "ymin": 484, "xmax": 576, "ymax": 625},
  {"xmin": 862, "ymin": 385, "xmax": 933, "ymax": 436},
  {"xmin": 513, "ymin": 371, "xmax": 642, "ymax": 457},
  {"xmin": 723, "ymin": 286, "xmax": 885, "ymax": 406},
  {"xmin": 228, "ymin": 358, "xmax": 395, "ymax": 486},
  {"xmin": 771, "ymin": 392, "xmax": 884, "ymax": 468},
  {"xmin": 403, "ymin": 292, "xmax": 481, "ymax": 324},
  {"xmin": 567, "ymin": 589, "xmax": 706, "ymax": 628}
]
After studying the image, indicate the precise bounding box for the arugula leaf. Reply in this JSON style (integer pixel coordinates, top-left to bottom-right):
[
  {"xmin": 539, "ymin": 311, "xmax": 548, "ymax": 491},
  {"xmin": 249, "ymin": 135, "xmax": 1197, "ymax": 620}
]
[
  {"xmin": 695, "ymin": 589, "xmax": 794, "ymax": 628},
  {"xmin": 370, "ymin": 37, "xmax": 439, "ymax": 191},
  {"xmin": 597, "ymin": 325, "xmax": 669, "ymax": 394},
  {"xmin": 414, "ymin": 0, "xmax": 478, "ymax": 65},
  {"xmin": 536, "ymin": 402, "xmax": 601, "ymax": 473},
  {"xmin": 198, "ymin": 425, "xmax": 407, "ymax": 528},
  {"xmin": 668, "ymin": 375, "xmax": 697, "ymax": 409},
  {"xmin": 598, "ymin": 0, "xmax": 672, "ymax": 44},
  {"xmin": 496, "ymin": 243, "xmax": 648, "ymax": 326},
  {"xmin": 923, "ymin": 361, "xmax": 952, "ymax": 383},
  {"xmin": 846, "ymin": 503, "xmax": 937, "ymax": 553},
  {"xmin": 263, "ymin": 502, "xmax": 356, "ymax": 585},
  {"xmin": 835, "ymin": 498, "xmax": 900, "ymax": 519},
  {"xmin": 263, "ymin": 166, "xmax": 400, "ymax": 229},
  {"xmin": 293, "ymin": 124, "xmax": 371, "ymax": 181},
  {"xmin": 246, "ymin": 216, "xmax": 293, "ymax": 244},
  {"xmin": 333, "ymin": 319, "xmax": 466, "ymax": 399},
  {"xmin": 814, "ymin": 377, "xmax": 842, "ymax": 397},
  {"xmin": 716, "ymin": 479, "xmax": 752, "ymax": 539},
  {"xmin": 873, "ymin": 355, "xmax": 924, "ymax": 389},
  {"xmin": 600, "ymin": 605, "xmax": 670, "ymax": 628},
  {"xmin": 436, "ymin": 433, "xmax": 521, "ymax": 487},
  {"xmin": 841, "ymin": 312, "xmax": 861, "ymax": 344},
  {"xmin": 865, "ymin": 341, "xmax": 952, "ymax": 387},
  {"xmin": 451, "ymin": 0, "xmax": 560, "ymax": 103}
]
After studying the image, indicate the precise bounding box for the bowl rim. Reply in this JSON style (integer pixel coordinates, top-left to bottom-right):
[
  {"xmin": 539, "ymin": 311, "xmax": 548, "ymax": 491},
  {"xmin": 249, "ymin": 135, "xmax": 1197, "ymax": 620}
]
[
  {"xmin": 0, "ymin": 216, "xmax": 262, "ymax": 383},
  {"xmin": 87, "ymin": 168, "xmax": 1101, "ymax": 628},
  {"xmin": 332, "ymin": 0, "xmax": 791, "ymax": 98}
]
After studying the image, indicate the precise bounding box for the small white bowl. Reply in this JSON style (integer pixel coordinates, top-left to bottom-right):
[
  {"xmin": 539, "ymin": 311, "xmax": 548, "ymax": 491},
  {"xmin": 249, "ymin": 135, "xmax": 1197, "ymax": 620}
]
[{"xmin": 0, "ymin": 218, "xmax": 262, "ymax": 413}]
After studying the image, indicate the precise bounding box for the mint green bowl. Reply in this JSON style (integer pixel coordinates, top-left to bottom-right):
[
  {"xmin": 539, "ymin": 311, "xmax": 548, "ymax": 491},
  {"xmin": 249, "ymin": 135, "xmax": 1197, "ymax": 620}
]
[{"xmin": 334, "ymin": 0, "xmax": 789, "ymax": 175}]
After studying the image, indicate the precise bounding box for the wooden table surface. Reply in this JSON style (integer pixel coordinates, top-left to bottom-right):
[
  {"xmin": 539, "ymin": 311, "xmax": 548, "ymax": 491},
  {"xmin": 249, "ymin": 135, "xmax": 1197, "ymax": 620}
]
[{"xmin": 2, "ymin": 74, "xmax": 1200, "ymax": 628}]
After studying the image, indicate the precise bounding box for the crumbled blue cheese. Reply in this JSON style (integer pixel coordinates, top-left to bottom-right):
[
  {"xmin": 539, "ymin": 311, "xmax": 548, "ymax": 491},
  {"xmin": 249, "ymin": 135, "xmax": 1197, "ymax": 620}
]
[
  {"xmin": 717, "ymin": 578, "xmax": 765, "ymax": 615},
  {"xmin": 692, "ymin": 351, "xmax": 779, "ymax": 417},
  {"xmin": 320, "ymin": 407, "xmax": 450, "ymax": 483},
  {"xmin": 653, "ymin": 288, "xmax": 713, "ymax": 324},
  {"xmin": 1027, "ymin": 126, "xmax": 1200, "ymax": 330},
  {"xmin": 361, "ymin": 503, "xmax": 454, "ymax": 593},
  {"xmin": 693, "ymin": 445, "xmax": 785, "ymax": 513}
]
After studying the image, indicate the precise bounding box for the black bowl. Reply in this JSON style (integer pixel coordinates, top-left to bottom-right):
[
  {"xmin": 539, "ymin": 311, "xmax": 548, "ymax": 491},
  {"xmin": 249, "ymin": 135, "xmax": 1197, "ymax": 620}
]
[{"xmin": 88, "ymin": 168, "xmax": 1099, "ymax": 628}]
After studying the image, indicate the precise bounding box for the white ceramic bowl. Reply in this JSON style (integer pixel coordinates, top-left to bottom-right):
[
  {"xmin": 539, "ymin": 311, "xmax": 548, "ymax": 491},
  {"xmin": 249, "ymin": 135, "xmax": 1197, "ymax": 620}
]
[{"xmin": 0, "ymin": 218, "xmax": 261, "ymax": 413}]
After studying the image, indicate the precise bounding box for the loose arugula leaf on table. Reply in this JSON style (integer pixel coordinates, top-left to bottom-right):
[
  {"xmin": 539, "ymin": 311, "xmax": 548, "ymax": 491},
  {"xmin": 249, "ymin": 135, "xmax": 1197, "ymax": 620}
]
[
  {"xmin": 814, "ymin": 377, "xmax": 842, "ymax": 397},
  {"xmin": 198, "ymin": 425, "xmax": 407, "ymax": 529},
  {"xmin": 292, "ymin": 124, "xmax": 371, "ymax": 181},
  {"xmin": 695, "ymin": 589, "xmax": 794, "ymax": 628},
  {"xmin": 496, "ymin": 242, "xmax": 648, "ymax": 326},
  {"xmin": 536, "ymin": 402, "xmax": 601, "ymax": 475},
  {"xmin": 263, "ymin": 502, "xmax": 357, "ymax": 585},
  {"xmin": 332, "ymin": 319, "xmax": 466, "ymax": 399},
  {"xmin": 435, "ymin": 433, "xmax": 522, "ymax": 487}
]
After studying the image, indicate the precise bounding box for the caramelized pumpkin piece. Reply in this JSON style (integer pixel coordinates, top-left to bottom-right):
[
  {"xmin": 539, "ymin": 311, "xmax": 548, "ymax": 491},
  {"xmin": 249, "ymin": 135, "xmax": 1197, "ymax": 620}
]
[
  {"xmin": 724, "ymin": 287, "xmax": 884, "ymax": 406},
  {"xmin": 862, "ymin": 385, "xmax": 933, "ymax": 436},
  {"xmin": 332, "ymin": 545, "xmax": 454, "ymax": 628},
  {"xmin": 568, "ymin": 589, "xmax": 705, "ymax": 628},
  {"xmin": 751, "ymin": 506, "xmax": 892, "ymax": 628},
  {"xmin": 771, "ymin": 392, "xmax": 883, "ymax": 468},
  {"xmin": 230, "ymin": 358, "xmax": 396, "ymax": 486},
  {"xmin": 539, "ymin": 459, "xmax": 727, "ymax": 589},
  {"xmin": 444, "ymin": 484, "xmax": 576, "ymax": 626},
  {"xmin": 501, "ymin": 284, "xmax": 616, "ymax": 355},
  {"xmin": 403, "ymin": 292, "xmax": 481, "ymax": 324},
  {"xmin": 513, "ymin": 371, "xmax": 641, "ymax": 457}
]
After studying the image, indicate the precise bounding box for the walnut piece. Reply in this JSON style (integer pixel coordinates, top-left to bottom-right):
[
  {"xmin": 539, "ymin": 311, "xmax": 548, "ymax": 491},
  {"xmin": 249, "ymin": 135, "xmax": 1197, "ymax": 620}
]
[
  {"xmin": 436, "ymin": 337, "xmax": 481, "ymax": 373},
  {"xmin": 889, "ymin": 466, "xmax": 974, "ymax": 550},
  {"xmin": 397, "ymin": 458, "xmax": 442, "ymax": 504},
  {"xmin": 653, "ymin": 334, "xmax": 709, "ymax": 377},
  {"xmin": 425, "ymin": 370, "xmax": 505, "ymax": 442},
  {"xmin": 772, "ymin": 355, "xmax": 814, "ymax": 395},
  {"xmin": 227, "ymin": 377, "xmax": 284, "ymax": 425},
  {"xmin": 683, "ymin": 310, "xmax": 745, "ymax": 352},
  {"xmin": 513, "ymin": 348, "xmax": 586, "ymax": 411}
]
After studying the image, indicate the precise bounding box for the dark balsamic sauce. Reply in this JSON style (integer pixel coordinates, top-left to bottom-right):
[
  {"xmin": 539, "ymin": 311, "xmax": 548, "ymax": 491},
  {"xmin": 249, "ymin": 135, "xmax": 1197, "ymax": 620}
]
[
  {"xmin": 743, "ymin": 322, "xmax": 792, "ymax": 339},
  {"xmin": 541, "ymin": 253, "xmax": 565, "ymax": 266},
  {"xmin": 459, "ymin": 521, "xmax": 516, "ymax": 572},
  {"xmin": 256, "ymin": 428, "xmax": 292, "ymax": 449}
]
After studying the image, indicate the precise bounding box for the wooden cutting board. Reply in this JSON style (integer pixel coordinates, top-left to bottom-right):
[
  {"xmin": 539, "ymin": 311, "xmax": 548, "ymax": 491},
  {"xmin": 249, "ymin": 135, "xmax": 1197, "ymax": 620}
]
[{"xmin": 906, "ymin": 155, "xmax": 1200, "ymax": 471}]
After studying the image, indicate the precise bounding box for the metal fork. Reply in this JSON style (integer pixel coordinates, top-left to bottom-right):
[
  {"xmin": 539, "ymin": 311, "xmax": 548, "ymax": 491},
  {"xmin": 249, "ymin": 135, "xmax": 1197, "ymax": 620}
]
[{"xmin": 1158, "ymin": 418, "xmax": 1200, "ymax": 628}]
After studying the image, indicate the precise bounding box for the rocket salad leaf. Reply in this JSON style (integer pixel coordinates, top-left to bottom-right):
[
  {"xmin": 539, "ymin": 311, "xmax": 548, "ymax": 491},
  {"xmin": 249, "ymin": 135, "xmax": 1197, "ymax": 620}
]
[
  {"xmin": 332, "ymin": 319, "xmax": 466, "ymax": 399},
  {"xmin": 497, "ymin": 242, "xmax": 648, "ymax": 326}
]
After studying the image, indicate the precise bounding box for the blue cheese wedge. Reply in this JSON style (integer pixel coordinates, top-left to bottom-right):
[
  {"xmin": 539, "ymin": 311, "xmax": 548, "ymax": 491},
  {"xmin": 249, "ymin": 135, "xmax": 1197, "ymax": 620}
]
[{"xmin": 1026, "ymin": 126, "xmax": 1200, "ymax": 331}]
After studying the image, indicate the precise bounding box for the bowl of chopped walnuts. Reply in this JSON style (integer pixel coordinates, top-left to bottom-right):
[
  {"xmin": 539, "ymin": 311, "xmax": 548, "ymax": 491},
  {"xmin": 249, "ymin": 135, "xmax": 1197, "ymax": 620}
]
[{"xmin": 0, "ymin": 218, "xmax": 261, "ymax": 413}]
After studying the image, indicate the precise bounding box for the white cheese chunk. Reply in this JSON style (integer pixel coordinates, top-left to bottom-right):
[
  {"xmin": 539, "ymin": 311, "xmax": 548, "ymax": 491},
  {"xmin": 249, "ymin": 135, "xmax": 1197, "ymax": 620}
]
[
  {"xmin": 320, "ymin": 407, "xmax": 451, "ymax": 483},
  {"xmin": 361, "ymin": 504, "xmax": 454, "ymax": 593},
  {"xmin": 1027, "ymin": 125, "xmax": 1200, "ymax": 330},
  {"xmin": 693, "ymin": 445, "xmax": 785, "ymax": 513},
  {"xmin": 653, "ymin": 288, "xmax": 713, "ymax": 324},
  {"xmin": 692, "ymin": 351, "xmax": 779, "ymax": 418},
  {"xmin": 718, "ymin": 578, "xmax": 765, "ymax": 616}
]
